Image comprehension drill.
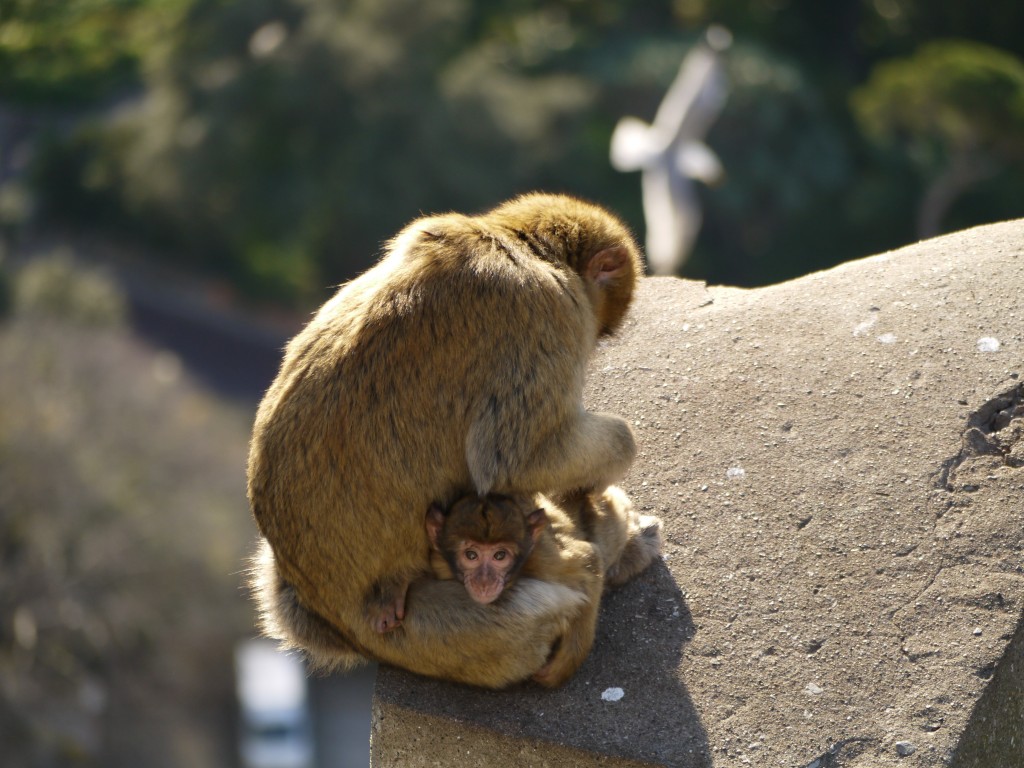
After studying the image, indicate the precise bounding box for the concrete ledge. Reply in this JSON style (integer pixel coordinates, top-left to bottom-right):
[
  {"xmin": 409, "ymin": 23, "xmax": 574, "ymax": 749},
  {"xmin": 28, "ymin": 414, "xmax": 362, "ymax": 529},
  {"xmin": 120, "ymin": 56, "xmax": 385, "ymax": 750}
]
[{"xmin": 372, "ymin": 221, "xmax": 1024, "ymax": 767}]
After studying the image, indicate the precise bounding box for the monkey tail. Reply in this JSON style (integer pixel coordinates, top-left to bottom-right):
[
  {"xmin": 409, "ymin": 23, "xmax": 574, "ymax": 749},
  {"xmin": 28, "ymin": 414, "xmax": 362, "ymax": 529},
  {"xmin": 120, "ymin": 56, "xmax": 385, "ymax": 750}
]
[{"xmin": 248, "ymin": 537, "xmax": 370, "ymax": 674}]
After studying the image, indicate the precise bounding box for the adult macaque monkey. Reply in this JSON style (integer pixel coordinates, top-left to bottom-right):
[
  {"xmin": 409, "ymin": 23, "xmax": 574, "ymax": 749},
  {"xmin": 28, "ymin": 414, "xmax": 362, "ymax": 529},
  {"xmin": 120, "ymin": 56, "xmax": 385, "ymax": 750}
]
[
  {"xmin": 424, "ymin": 487, "xmax": 663, "ymax": 686},
  {"xmin": 248, "ymin": 193, "xmax": 643, "ymax": 688}
]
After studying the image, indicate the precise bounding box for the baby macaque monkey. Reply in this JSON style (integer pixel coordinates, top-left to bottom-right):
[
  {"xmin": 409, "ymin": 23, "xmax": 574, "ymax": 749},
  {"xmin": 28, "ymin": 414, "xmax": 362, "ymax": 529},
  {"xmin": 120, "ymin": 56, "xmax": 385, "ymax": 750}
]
[
  {"xmin": 420, "ymin": 487, "xmax": 664, "ymax": 686},
  {"xmin": 372, "ymin": 496, "xmax": 544, "ymax": 633},
  {"xmin": 426, "ymin": 494, "xmax": 547, "ymax": 605}
]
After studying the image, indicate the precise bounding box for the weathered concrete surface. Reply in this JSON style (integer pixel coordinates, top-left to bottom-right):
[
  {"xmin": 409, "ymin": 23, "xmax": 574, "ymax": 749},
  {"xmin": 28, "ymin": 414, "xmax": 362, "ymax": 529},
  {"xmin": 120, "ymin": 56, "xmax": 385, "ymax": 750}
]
[{"xmin": 371, "ymin": 220, "xmax": 1024, "ymax": 767}]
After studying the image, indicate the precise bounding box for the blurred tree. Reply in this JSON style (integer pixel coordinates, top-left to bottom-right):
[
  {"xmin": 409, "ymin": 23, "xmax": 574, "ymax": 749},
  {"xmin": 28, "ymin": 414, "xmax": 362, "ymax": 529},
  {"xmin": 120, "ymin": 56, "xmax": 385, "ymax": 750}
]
[
  {"xmin": 852, "ymin": 41, "xmax": 1024, "ymax": 237},
  {"xmin": 670, "ymin": 0, "xmax": 1024, "ymax": 84},
  {"xmin": 0, "ymin": 0, "xmax": 186, "ymax": 104},
  {"xmin": 39, "ymin": 0, "xmax": 623, "ymax": 304},
  {"xmin": 0, "ymin": 262, "xmax": 252, "ymax": 766},
  {"xmin": 16, "ymin": 0, "xmax": 1024, "ymax": 298},
  {"xmin": 13, "ymin": 248, "xmax": 126, "ymax": 325}
]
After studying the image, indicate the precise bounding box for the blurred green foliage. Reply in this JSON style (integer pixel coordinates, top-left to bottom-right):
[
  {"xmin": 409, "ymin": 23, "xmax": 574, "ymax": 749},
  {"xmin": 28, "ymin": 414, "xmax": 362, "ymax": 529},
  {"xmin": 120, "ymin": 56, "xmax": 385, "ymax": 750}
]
[
  {"xmin": 6, "ymin": 0, "xmax": 1024, "ymax": 302},
  {"xmin": 0, "ymin": 249, "xmax": 10, "ymax": 316},
  {"xmin": 13, "ymin": 248, "xmax": 127, "ymax": 325},
  {"xmin": 0, "ymin": 0, "xmax": 187, "ymax": 103},
  {"xmin": 852, "ymin": 40, "xmax": 1024, "ymax": 236}
]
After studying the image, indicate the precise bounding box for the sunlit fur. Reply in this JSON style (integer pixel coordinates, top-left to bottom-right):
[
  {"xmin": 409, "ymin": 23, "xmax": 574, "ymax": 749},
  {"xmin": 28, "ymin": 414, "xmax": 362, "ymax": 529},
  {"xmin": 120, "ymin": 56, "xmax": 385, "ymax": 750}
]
[{"xmin": 247, "ymin": 193, "xmax": 642, "ymax": 687}]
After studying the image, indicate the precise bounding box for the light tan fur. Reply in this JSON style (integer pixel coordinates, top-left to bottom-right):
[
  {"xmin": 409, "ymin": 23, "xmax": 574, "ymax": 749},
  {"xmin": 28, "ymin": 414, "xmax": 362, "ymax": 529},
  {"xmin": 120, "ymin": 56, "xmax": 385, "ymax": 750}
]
[
  {"xmin": 247, "ymin": 193, "xmax": 643, "ymax": 688},
  {"xmin": 566, "ymin": 485, "xmax": 665, "ymax": 589}
]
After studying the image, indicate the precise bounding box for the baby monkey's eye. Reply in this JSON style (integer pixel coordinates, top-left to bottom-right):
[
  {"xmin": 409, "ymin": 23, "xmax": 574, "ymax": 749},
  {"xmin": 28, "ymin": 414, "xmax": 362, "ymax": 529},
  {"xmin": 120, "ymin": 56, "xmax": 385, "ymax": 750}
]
[
  {"xmin": 464, "ymin": 549, "xmax": 478, "ymax": 561},
  {"xmin": 494, "ymin": 550, "xmax": 508, "ymax": 561}
]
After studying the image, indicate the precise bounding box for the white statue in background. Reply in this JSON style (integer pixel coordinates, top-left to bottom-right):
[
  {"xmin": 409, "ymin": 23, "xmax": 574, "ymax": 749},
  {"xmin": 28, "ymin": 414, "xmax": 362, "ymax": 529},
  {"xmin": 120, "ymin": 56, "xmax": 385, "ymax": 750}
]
[{"xmin": 610, "ymin": 26, "xmax": 732, "ymax": 275}]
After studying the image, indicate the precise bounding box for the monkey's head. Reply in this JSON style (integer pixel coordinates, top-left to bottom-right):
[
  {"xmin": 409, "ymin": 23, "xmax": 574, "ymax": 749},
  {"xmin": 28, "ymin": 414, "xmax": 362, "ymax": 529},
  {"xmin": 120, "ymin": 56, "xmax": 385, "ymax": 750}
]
[
  {"xmin": 490, "ymin": 193, "xmax": 644, "ymax": 337},
  {"xmin": 426, "ymin": 494, "xmax": 547, "ymax": 605}
]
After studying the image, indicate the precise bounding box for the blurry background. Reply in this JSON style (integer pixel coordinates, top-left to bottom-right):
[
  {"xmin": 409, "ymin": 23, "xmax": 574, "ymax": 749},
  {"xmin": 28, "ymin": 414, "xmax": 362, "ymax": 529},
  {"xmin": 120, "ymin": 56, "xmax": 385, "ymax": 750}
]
[{"xmin": 1, "ymin": 0, "xmax": 1023, "ymax": 766}]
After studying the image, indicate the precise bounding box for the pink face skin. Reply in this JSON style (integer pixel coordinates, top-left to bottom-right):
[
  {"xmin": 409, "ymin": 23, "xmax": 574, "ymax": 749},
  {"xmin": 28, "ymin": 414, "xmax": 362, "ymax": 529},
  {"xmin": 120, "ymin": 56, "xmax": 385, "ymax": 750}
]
[{"xmin": 454, "ymin": 541, "xmax": 518, "ymax": 604}]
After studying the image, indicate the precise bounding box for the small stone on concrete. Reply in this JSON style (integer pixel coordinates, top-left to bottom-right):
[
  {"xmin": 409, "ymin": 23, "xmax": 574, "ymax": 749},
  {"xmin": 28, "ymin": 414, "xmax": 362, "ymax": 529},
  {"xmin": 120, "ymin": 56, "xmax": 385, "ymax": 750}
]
[{"xmin": 895, "ymin": 741, "xmax": 917, "ymax": 757}]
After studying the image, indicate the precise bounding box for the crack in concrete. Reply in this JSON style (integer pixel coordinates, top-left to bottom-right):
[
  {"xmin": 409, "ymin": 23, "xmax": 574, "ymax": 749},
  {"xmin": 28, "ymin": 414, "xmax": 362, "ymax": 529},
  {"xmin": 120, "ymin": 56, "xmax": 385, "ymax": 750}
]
[
  {"xmin": 933, "ymin": 382, "xmax": 1024, "ymax": 489},
  {"xmin": 886, "ymin": 385, "xmax": 1024, "ymax": 680},
  {"xmin": 894, "ymin": 568, "xmax": 947, "ymax": 662}
]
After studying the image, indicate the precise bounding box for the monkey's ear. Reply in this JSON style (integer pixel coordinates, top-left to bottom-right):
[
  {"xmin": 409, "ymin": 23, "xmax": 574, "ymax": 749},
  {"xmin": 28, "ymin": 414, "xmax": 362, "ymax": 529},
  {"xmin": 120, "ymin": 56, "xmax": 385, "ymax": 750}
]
[
  {"xmin": 527, "ymin": 508, "xmax": 548, "ymax": 543},
  {"xmin": 585, "ymin": 246, "xmax": 631, "ymax": 287},
  {"xmin": 426, "ymin": 503, "xmax": 446, "ymax": 549}
]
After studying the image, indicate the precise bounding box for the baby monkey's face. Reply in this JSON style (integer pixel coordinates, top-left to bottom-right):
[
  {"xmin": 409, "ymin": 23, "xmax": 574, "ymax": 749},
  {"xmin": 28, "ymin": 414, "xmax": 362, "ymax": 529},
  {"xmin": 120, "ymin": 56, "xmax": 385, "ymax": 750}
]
[
  {"xmin": 451, "ymin": 538, "xmax": 521, "ymax": 604},
  {"xmin": 427, "ymin": 493, "xmax": 548, "ymax": 604}
]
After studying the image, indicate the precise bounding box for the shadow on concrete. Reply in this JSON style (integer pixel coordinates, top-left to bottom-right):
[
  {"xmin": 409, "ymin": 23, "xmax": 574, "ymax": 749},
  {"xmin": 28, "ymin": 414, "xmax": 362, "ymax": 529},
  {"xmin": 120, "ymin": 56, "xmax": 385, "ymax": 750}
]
[
  {"xmin": 949, "ymin": 601, "xmax": 1024, "ymax": 766},
  {"xmin": 376, "ymin": 559, "xmax": 709, "ymax": 767}
]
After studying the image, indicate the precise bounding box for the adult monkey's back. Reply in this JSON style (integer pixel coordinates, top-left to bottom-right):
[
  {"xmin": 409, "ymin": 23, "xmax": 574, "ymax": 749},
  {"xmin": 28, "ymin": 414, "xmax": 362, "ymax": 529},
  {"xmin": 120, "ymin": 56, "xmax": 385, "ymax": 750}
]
[{"xmin": 248, "ymin": 193, "xmax": 643, "ymax": 688}]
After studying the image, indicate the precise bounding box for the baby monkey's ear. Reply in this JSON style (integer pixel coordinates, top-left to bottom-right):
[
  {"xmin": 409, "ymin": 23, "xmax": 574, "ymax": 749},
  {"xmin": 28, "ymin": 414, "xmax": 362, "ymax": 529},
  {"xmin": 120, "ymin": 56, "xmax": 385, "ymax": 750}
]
[
  {"xmin": 527, "ymin": 507, "xmax": 548, "ymax": 544},
  {"xmin": 426, "ymin": 503, "xmax": 447, "ymax": 550}
]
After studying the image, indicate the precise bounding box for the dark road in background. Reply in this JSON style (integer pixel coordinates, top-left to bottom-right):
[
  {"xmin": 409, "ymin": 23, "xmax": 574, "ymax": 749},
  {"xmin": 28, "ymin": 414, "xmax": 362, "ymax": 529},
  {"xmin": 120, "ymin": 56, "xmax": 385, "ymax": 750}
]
[{"xmin": 126, "ymin": 287, "xmax": 287, "ymax": 403}]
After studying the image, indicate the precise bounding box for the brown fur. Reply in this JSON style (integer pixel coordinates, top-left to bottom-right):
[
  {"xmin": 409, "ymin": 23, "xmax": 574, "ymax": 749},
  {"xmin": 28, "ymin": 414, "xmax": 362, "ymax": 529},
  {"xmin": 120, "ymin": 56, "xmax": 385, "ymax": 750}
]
[
  {"xmin": 247, "ymin": 193, "xmax": 643, "ymax": 688},
  {"xmin": 428, "ymin": 486, "xmax": 664, "ymax": 686}
]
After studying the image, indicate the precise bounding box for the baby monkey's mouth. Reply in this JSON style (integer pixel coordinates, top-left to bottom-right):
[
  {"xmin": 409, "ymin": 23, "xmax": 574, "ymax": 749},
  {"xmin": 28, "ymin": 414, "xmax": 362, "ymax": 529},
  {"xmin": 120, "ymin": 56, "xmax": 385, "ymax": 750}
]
[{"xmin": 465, "ymin": 570, "xmax": 506, "ymax": 604}]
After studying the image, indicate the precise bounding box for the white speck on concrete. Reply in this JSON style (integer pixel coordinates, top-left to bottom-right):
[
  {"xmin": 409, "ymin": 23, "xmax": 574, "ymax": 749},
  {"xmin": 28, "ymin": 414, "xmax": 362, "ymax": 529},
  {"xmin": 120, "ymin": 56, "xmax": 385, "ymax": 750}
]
[
  {"xmin": 853, "ymin": 317, "xmax": 877, "ymax": 336},
  {"xmin": 877, "ymin": 333, "xmax": 897, "ymax": 344},
  {"xmin": 726, "ymin": 467, "xmax": 746, "ymax": 480},
  {"xmin": 804, "ymin": 682, "xmax": 823, "ymax": 695},
  {"xmin": 601, "ymin": 687, "xmax": 625, "ymax": 702},
  {"xmin": 977, "ymin": 337, "xmax": 1000, "ymax": 352}
]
